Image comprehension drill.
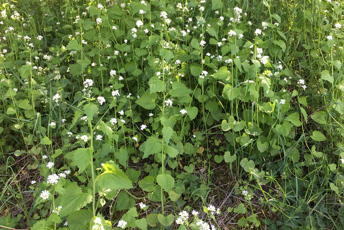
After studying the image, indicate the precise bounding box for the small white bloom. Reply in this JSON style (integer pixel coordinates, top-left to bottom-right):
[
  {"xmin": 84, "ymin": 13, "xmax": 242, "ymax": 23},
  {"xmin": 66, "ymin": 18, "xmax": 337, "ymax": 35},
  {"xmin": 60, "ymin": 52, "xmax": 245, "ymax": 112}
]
[
  {"xmin": 47, "ymin": 174, "xmax": 60, "ymax": 185},
  {"xmin": 192, "ymin": 210, "xmax": 199, "ymax": 216},
  {"xmin": 40, "ymin": 190, "xmax": 50, "ymax": 200},
  {"xmin": 327, "ymin": 35, "xmax": 333, "ymax": 40},
  {"xmin": 118, "ymin": 220, "xmax": 127, "ymax": 229},
  {"xmin": 47, "ymin": 162, "xmax": 54, "ymax": 169},
  {"xmin": 341, "ymin": 158, "xmax": 344, "ymax": 164},
  {"xmin": 139, "ymin": 202, "xmax": 146, "ymax": 209},
  {"xmin": 31, "ymin": 180, "xmax": 37, "ymax": 184},
  {"xmin": 140, "ymin": 124, "xmax": 147, "ymax": 130},
  {"xmin": 180, "ymin": 109, "xmax": 187, "ymax": 115},
  {"xmin": 97, "ymin": 96, "xmax": 106, "ymax": 105},
  {"xmin": 280, "ymin": 99, "xmax": 286, "ymax": 104},
  {"xmin": 96, "ymin": 135, "xmax": 103, "ymax": 141},
  {"xmin": 80, "ymin": 135, "xmax": 88, "ymax": 142},
  {"xmin": 228, "ymin": 30, "xmax": 236, "ymax": 36},
  {"xmin": 200, "ymin": 40, "xmax": 206, "ymax": 47},
  {"xmin": 58, "ymin": 173, "xmax": 66, "ymax": 178},
  {"xmin": 110, "ymin": 118, "xmax": 117, "ymax": 125},
  {"xmin": 136, "ymin": 20, "xmax": 143, "ymax": 27},
  {"xmin": 165, "ymin": 99, "xmax": 173, "ymax": 107},
  {"xmin": 254, "ymin": 28, "xmax": 262, "ymax": 36},
  {"xmin": 43, "ymin": 155, "xmax": 48, "ymax": 159},
  {"xmin": 335, "ymin": 23, "xmax": 341, "ymax": 29},
  {"xmin": 49, "ymin": 122, "xmax": 56, "ymax": 128},
  {"xmin": 94, "ymin": 217, "xmax": 102, "ymax": 225},
  {"xmin": 242, "ymin": 190, "xmax": 249, "ymax": 196},
  {"xmin": 176, "ymin": 217, "xmax": 183, "ymax": 224},
  {"xmin": 160, "ymin": 11, "xmax": 168, "ymax": 19},
  {"xmin": 96, "ymin": 18, "xmax": 102, "ymax": 25}
]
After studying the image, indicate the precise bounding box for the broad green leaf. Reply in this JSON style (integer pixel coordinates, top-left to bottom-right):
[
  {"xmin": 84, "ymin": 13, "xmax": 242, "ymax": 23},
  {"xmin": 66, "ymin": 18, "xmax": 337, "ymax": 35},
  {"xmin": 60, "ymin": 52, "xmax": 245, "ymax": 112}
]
[
  {"xmin": 138, "ymin": 176, "xmax": 155, "ymax": 192},
  {"xmin": 18, "ymin": 99, "xmax": 32, "ymax": 110},
  {"xmin": 89, "ymin": 6, "xmax": 101, "ymax": 16},
  {"xmin": 149, "ymin": 77, "xmax": 166, "ymax": 93},
  {"xmin": 84, "ymin": 103, "xmax": 98, "ymax": 122},
  {"xmin": 66, "ymin": 40, "xmax": 82, "ymax": 51},
  {"xmin": 41, "ymin": 136, "xmax": 52, "ymax": 145},
  {"xmin": 286, "ymin": 112, "xmax": 302, "ymax": 127},
  {"xmin": 163, "ymin": 144, "xmax": 178, "ymax": 158},
  {"xmin": 162, "ymin": 126, "xmax": 173, "ymax": 144},
  {"xmin": 234, "ymin": 203, "xmax": 247, "ymax": 214},
  {"xmin": 331, "ymin": 60, "xmax": 342, "ymax": 70},
  {"xmin": 190, "ymin": 38, "xmax": 200, "ymax": 50},
  {"xmin": 184, "ymin": 164, "xmax": 194, "ymax": 173},
  {"xmin": 190, "ymin": 64, "xmax": 202, "ymax": 77},
  {"xmin": 142, "ymin": 136, "xmax": 162, "ymax": 158},
  {"xmin": 257, "ymin": 140, "xmax": 269, "ymax": 153},
  {"xmin": 136, "ymin": 218, "xmax": 148, "ymax": 230},
  {"xmin": 65, "ymin": 148, "xmax": 91, "ymax": 173},
  {"xmin": 83, "ymin": 19, "xmax": 95, "ymax": 30},
  {"xmin": 224, "ymin": 151, "xmax": 236, "ymax": 163},
  {"xmin": 233, "ymin": 120, "xmax": 246, "ymax": 132},
  {"xmin": 116, "ymin": 191, "xmax": 135, "ymax": 211},
  {"xmin": 311, "ymin": 146, "xmax": 323, "ymax": 158},
  {"xmin": 125, "ymin": 168, "xmax": 141, "ymax": 183},
  {"xmin": 214, "ymin": 155, "xmax": 223, "ymax": 163},
  {"xmin": 159, "ymin": 49, "xmax": 173, "ymax": 62},
  {"xmin": 31, "ymin": 220, "xmax": 48, "ymax": 230},
  {"xmin": 213, "ymin": 66, "xmax": 230, "ymax": 81},
  {"xmin": 300, "ymin": 107, "xmax": 308, "ymax": 123},
  {"xmin": 311, "ymin": 131, "xmax": 326, "ymax": 141},
  {"xmin": 76, "ymin": 59, "xmax": 91, "ymax": 69},
  {"xmin": 238, "ymin": 217, "xmax": 248, "ymax": 227},
  {"xmin": 186, "ymin": 107, "xmax": 198, "ymax": 120},
  {"xmin": 212, "ymin": 0, "xmax": 224, "ymax": 10},
  {"xmin": 69, "ymin": 63, "xmax": 83, "ymax": 76},
  {"xmin": 147, "ymin": 214, "xmax": 158, "ymax": 227},
  {"xmin": 115, "ymin": 147, "xmax": 128, "ymax": 168},
  {"xmin": 157, "ymin": 173, "xmax": 174, "ymax": 192},
  {"xmin": 157, "ymin": 214, "xmax": 174, "ymax": 227},
  {"xmin": 273, "ymin": 40, "xmax": 286, "ymax": 52},
  {"xmin": 321, "ymin": 70, "xmax": 333, "ymax": 83},
  {"xmin": 230, "ymin": 44, "xmax": 239, "ymax": 55},
  {"xmin": 121, "ymin": 207, "xmax": 138, "ymax": 228},
  {"xmin": 169, "ymin": 190, "xmax": 181, "ymax": 201},
  {"xmin": 311, "ymin": 111, "xmax": 326, "ymax": 124},
  {"xmin": 136, "ymin": 90, "xmax": 157, "ymax": 110},
  {"xmin": 96, "ymin": 162, "xmax": 133, "ymax": 191},
  {"xmin": 288, "ymin": 147, "xmax": 300, "ymax": 163},
  {"xmin": 206, "ymin": 27, "xmax": 218, "ymax": 40},
  {"xmin": 67, "ymin": 210, "xmax": 93, "ymax": 230},
  {"xmin": 170, "ymin": 82, "xmax": 192, "ymax": 97},
  {"xmin": 330, "ymin": 183, "xmax": 339, "ymax": 195},
  {"xmin": 59, "ymin": 184, "xmax": 92, "ymax": 217},
  {"xmin": 135, "ymin": 48, "xmax": 147, "ymax": 57}
]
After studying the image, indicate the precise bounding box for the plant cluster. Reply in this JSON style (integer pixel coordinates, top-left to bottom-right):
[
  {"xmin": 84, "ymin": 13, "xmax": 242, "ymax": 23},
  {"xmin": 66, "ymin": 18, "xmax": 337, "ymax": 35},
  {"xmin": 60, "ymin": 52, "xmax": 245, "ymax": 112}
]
[{"xmin": 1, "ymin": 0, "xmax": 344, "ymax": 229}]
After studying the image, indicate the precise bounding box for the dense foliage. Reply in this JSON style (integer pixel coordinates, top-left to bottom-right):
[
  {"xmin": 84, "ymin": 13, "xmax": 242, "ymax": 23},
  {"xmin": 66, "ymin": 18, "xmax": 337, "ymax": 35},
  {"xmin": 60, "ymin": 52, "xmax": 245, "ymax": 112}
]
[{"xmin": 1, "ymin": 0, "xmax": 344, "ymax": 229}]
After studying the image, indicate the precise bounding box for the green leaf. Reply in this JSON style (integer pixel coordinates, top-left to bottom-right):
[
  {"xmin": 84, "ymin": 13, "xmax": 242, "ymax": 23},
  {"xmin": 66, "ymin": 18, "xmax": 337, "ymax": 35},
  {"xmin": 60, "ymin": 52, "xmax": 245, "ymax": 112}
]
[
  {"xmin": 162, "ymin": 126, "xmax": 173, "ymax": 144},
  {"xmin": 321, "ymin": 70, "xmax": 333, "ymax": 83},
  {"xmin": 18, "ymin": 99, "xmax": 32, "ymax": 110},
  {"xmin": 212, "ymin": 0, "xmax": 224, "ymax": 10},
  {"xmin": 169, "ymin": 190, "xmax": 181, "ymax": 202},
  {"xmin": 330, "ymin": 183, "xmax": 339, "ymax": 195},
  {"xmin": 224, "ymin": 151, "xmax": 236, "ymax": 163},
  {"xmin": 31, "ymin": 220, "xmax": 48, "ymax": 230},
  {"xmin": 157, "ymin": 173, "xmax": 175, "ymax": 192},
  {"xmin": 138, "ymin": 176, "xmax": 155, "ymax": 192},
  {"xmin": 286, "ymin": 112, "xmax": 302, "ymax": 127},
  {"xmin": 159, "ymin": 49, "xmax": 174, "ymax": 62},
  {"xmin": 164, "ymin": 144, "xmax": 178, "ymax": 158},
  {"xmin": 311, "ymin": 131, "xmax": 327, "ymax": 141},
  {"xmin": 41, "ymin": 136, "xmax": 52, "ymax": 145},
  {"xmin": 65, "ymin": 148, "xmax": 91, "ymax": 173},
  {"xmin": 223, "ymin": 85, "xmax": 241, "ymax": 100},
  {"xmin": 149, "ymin": 77, "xmax": 166, "ymax": 93},
  {"xmin": 190, "ymin": 64, "xmax": 202, "ymax": 77},
  {"xmin": 190, "ymin": 38, "xmax": 200, "ymax": 50},
  {"xmin": 135, "ymin": 48, "xmax": 148, "ymax": 57},
  {"xmin": 213, "ymin": 66, "xmax": 230, "ymax": 81},
  {"xmin": 234, "ymin": 203, "xmax": 247, "ymax": 214},
  {"xmin": 115, "ymin": 191, "xmax": 135, "ymax": 211},
  {"xmin": 115, "ymin": 147, "xmax": 128, "ymax": 168},
  {"xmin": 135, "ymin": 218, "xmax": 148, "ymax": 230},
  {"xmin": 311, "ymin": 146, "xmax": 323, "ymax": 158},
  {"xmin": 121, "ymin": 207, "xmax": 138, "ymax": 228},
  {"xmin": 170, "ymin": 82, "xmax": 192, "ymax": 98},
  {"xmin": 257, "ymin": 140, "xmax": 269, "ymax": 153},
  {"xmin": 273, "ymin": 40, "xmax": 286, "ymax": 52},
  {"xmin": 59, "ymin": 184, "xmax": 92, "ymax": 217},
  {"xmin": 186, "ymin": 107, "xmax": 198, "ymax": 120},
  {"xmin": 142, "ymin": 136, "xmax": 162, "ymax": 158},
  {"xmin": 96, "ymin": 162, "xmax": 133, "ymax": 191},
  {"xmin": 206, "ymin": 27, "xmax": 218, "ymax": 40},
  {"xmin": 66, "ymin": 40, "xmax": 82, "ymax": 51},
  {"xmin": 238, "ymin": 217, "xmax": 248, "ymax": 227},
  {"xmin": 288, "ymin": 147, "xmax": 300, "ymax": 163},
  {"xmin": 67, "ymin": 210, "xmax": 93, "ymax": 230},
  {"xmin": 157, "ymin": 214, "xmax": 174, "ymax": 227},
  {"xmin": 214, "ymin": 155, "xmax": 223, "ymax": 163},
  {"xmin": 311, "ymin": 111, "xmax": 326, "ymax": 124},
  {"xmin": 331, "ymin": 60, "xmax": 342, "ymax": 70},
  {"xmin": 69, "ymin": 64, "xmax": 83, "ymax": 76},
  {"xmin": 125, "ymin": 168, "xmax": 141, "ymax": 183},
  {"xmin": 84, "ymin": 103, "xmax": 98, "ymax": 122},
  {"xmin": 147, "ymin": 214, "xmax": 158, "ymax": 227},
  {"xmin": 136, "ymin": 90, "xmax": 157, "ymax": 110},
  {"xmin": 184, "ymin": 164, "xmax": 194, "ymax": 173},
  {"xmin": 76, "ymin": 59, "xmax": 91, "ymax": 69},
  {"xmin": 83, "ymin": 19, "xmax": 95, "ymax": 30}
]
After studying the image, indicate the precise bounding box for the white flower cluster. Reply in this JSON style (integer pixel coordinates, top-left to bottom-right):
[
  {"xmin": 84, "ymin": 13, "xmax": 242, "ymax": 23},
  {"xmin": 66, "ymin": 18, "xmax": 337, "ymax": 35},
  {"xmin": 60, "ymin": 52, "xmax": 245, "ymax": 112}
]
[
  {"xmin": 297, "ymin": 79, "xmax": 307, "ymax": 90},
  {"xmin": 117, "ymin": 220, "xmax": 127, "ymax": 229},
  {"xmin": 83, "ymin": 79, "xmax": 94, "ymax": 97},
  {"xmin": 52, "ymin": 206, "xmax": 62, "ymax": 215},
  {"xmin": 93, "ymin": 217, "xmax": 105, "ymax": 230},
  {"xmin": 199, "ymin": 70, "xmax": 208, "ymax": 79}
]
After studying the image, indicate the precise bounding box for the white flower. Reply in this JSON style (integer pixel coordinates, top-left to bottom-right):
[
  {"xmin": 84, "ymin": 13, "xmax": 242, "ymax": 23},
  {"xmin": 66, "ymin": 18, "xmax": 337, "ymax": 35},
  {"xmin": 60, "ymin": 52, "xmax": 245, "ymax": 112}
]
[
  {"xmin": 112, "ymin": 90, "xmax": 120, "ymax": 97},
  {"xmin": 97, "ymin": 3, "xmax": 104, "ymax": 10},
  {"xmin": 52, "ymin": 206, "xmax": 62, "ymax": 215},
  {"xmin": 96, "ymin": 135, "xmax": 103, "ymax": 141},
  {"xmin": 139, "ymin": 10, "xmax": 146, "ymax": 14},
  {"xmin": 208, "ymin": 205, "xmax": 216, "ymax": 213},
  {"xmin": 260, "ymin": 56, "xmax": 269, "ymax": 65},
  {"xmin": 242, "ymin": 190, "xmax": 249, "ymax": 196},
  {"xmin": 46, "ymin": 162, "xmax": 54, "ymax": 169},
  {"xmin": 31, "ymin": 180, "xmax": 37, "ymax": 184},
  {"xmin": 120, "ymin": 119, "xmax": 126, "ymax": 124},
  {"xmin": 254, "ymin": 29, "xmax": 262, "ymax": 36},
  {"xmin": 118, "ymin": 220, "xmax": 127, "ymax": 229},
  {"xmin": 136, "ymin": 20, "xmax": 143, "ymax": 27},
  {"xmin": 58, "ymin": 173, "xmax": 66, "ymax": 178},
  {"xmin": 43, "ymin": 155, "xmax": 48, "ymax": 159},
  {"xmin": 341, "ymin": 158, "xmax": 344, "ymax": 164},
  {"xmin": 139, "ymin": 202, "xmax": 146, "ymax": 209},
  {"xmin": 165, "ymin": 99, "xmax": 173, "ymax": 107},
  {"xmin": 176, "ymin": 217, "xmax": 183, "ymax": 224},
  {"xmin": 140, "ymin": 124, "xmax": 147, "ymax": 130},
  {"xmin": 47, "ymin": 174, "xmax": 60, "ymax": 185},
  {"xmin": 280, "ymin": 99, "xmax": 286, "ymax": 104},
  {"xmin": 110, "ymin": 118, "xmax": 117, "ymax": 125},
  {"xmin": 335, "ymin": 23, "xmax": 341, "ymax": 29},
  {"xmin": 144, "ymin": 29, "xmax": 149, "ymax": 33},
  {"xmin": 61, "ymin": 119, "xmax": 66, "ymax": 123},
  {"xmin": 94, "ymin": 217, "xmax": 102, "ymax": 225},
  {"xmin": 160, "ymin": 11, "xmax": 168, "ymax": 19},
  {"xmin": 97, "ymin": 96, "xmax": 106, "ymax": 105},
  {"xmin": 80, "ymin": 135, "xmax": 88, "ymax": 142},
  {"xmin": 37, "ymin": 35, "xmax": 43, "ymax": 40},
  {"xmin": 179, "ymin": 210, "xmax": 189, "ymax": 220},
  {"xmin": 217, "ymin": 42, "xmax": 222, "ymax": 47},
  {"xmin": 149, "ymin": 113, "xmax": 154, "ymax": 117},
  {"xmin": 192, "ymin": 210, "xmax": 199, "ymax": 216},
  {"xmin": 327, "ymin": 35, "xmax": 333, "ymax": 40},
  {"xmin": 96, "ymin": 18, "xmax": 102, "ymax": 25},
  {"xmin": 83, "ymin": 79, "xmax": 94, "ymax": 88},
  {"xmin": 228, "ymin": 30, "xmax": 236, "ymax": 36},
  {"xmin": 49, "ymin": 122, "xmax": 56, "ymax": 128},
  {"xmin": 200, "ymin": 40, "xmax": 206, "ymax": 47},
  {"xmin": 238, "ymin": 34, "xmax": 244, "ymax": 39},
  {"xmin": 121, "ymin": 3, "xmax": 125, "ymax": 8},
  {"xmin": 118, "ymin": 110, "xmax": 124, "ymax": 116},
  {"xmin": 40, "ymin": 190, "xmax": 50, "ymax": 200},
  {"xmin": 175, "ymin": 60, "xmax": 181, "ymax": 64}
]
